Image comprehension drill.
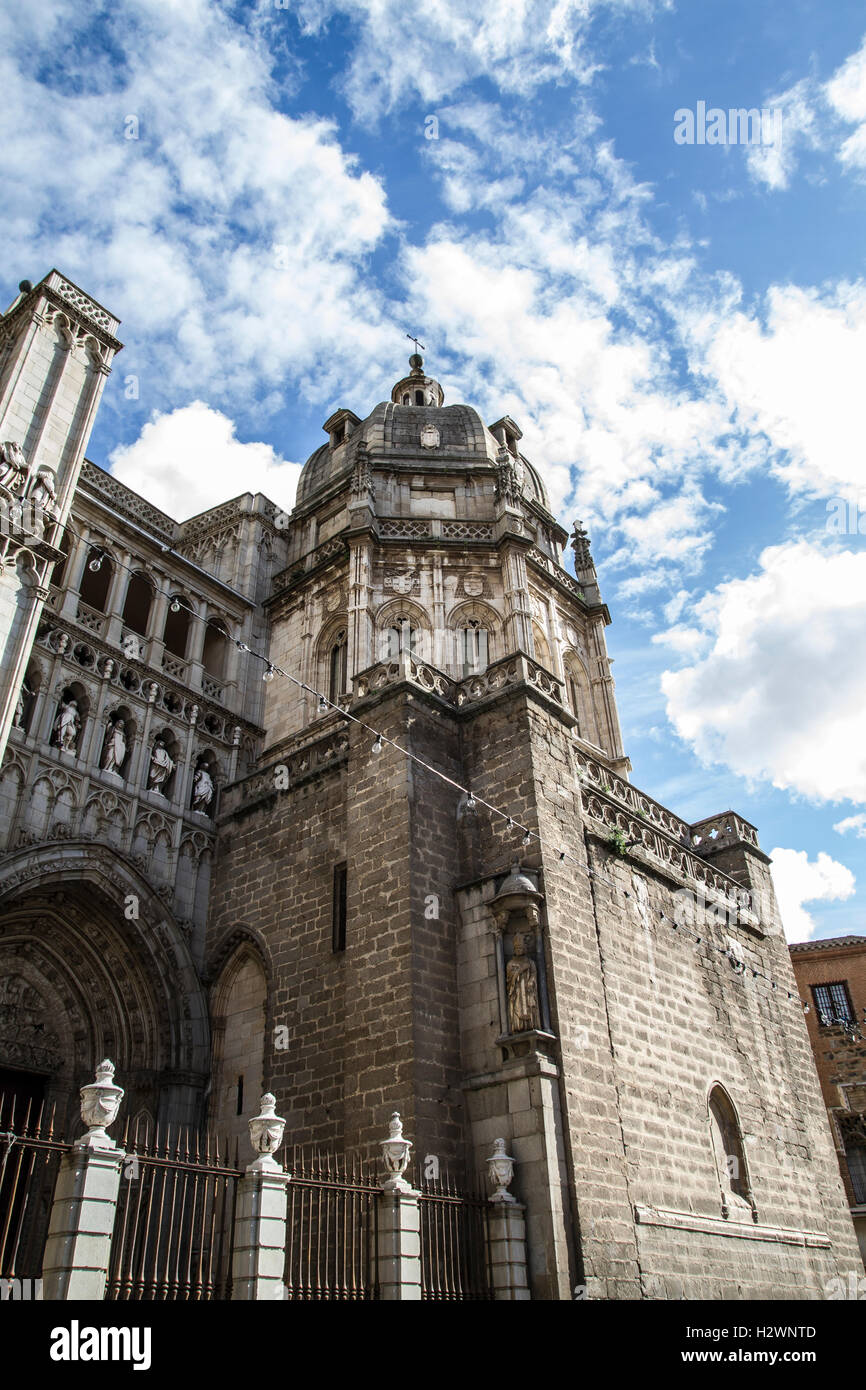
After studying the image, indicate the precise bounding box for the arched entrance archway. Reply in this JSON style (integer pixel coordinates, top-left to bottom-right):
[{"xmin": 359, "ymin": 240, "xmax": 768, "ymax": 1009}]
[{"xmin": 0, "ymin": 841, "xmax": 210, "ymax": 1137}]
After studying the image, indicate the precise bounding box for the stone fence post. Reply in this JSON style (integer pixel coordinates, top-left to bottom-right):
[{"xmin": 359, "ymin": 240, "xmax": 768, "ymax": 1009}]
[
  {"xmin": 232, "ymin": 1093, "xmax": 290, "ymax": 1301},
  {"xmin": 487, "ymin": 1138, "xmax": 530, "ymax": 1300},
  {"xmin": 42, "ymin": 1060, "xmax": 126, "ymax": 1301},
  {"xmin": 376, "ymin": 1112, "xmax": 422, "ymax": 1300}
]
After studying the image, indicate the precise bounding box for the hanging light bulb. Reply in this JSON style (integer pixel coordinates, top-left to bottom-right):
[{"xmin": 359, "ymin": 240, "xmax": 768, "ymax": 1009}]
[
  {"xmin": 506, "ymin": 817, "xmax": 513, "ymax": 831},
  {"xmin": 522, "ymin": 830, "xmax": 531, "ymax": 847},
  {"xmin": 559, "ymin": 850, "xmax": 566, "ymax": 861},
  {"xmin": 465, "ymin": 793, "xmax": 476, "ymax": 812},
  {"xmin": 88, "ymin": 555, "xmax": 103, "ymax": 572},
  {"xmin": 318, "ymin": 694, "xmax": 329, "ymax": 713},
  {"xmin": 236, "ymin": 640, "xmax": 250, "ymax": 652},
  {"xmin": 371, "ymin": 734, "xmax": 383, "ymax": 754},
  {"xmin": 170, "ymin": 597, "xmax": 181, "ymax": 613},
  {"xmin": 262, "ymin": 665, "xmax": 275, "ymax": 683}
]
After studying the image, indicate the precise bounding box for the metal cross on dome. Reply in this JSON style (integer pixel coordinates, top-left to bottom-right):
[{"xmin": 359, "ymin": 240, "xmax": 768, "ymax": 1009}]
[{"xmin": 405, "ymin": 332, "xmax": 426, "ymax": 354}]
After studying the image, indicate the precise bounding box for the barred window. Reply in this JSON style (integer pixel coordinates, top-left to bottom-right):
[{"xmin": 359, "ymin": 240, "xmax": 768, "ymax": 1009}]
[
  {"xmin": 812, "ymin": 981, "xmax": 854, "ymax": 1027},
  {"xmin": 845, "ymin": 1142, "xmax": 866, "ymax": 1205}
]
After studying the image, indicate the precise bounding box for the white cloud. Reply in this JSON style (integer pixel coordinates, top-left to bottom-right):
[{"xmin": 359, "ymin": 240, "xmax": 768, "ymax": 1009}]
[
  {"xmin": 681, "ymin": 280, "xmax": 866, "ymax": 499},
  {"xmin": 0, "ymin": 0, "xmax": 396, "ymax": 412},
  {"xmin": 742, "ymin": 34, "xmax": 866, "ymax": 188},
  {"xmin": 826, "ymin": 34, "xmax": 866, "ymax": 170},
  {"xmin": 745, "ymin": 80, "xmax": 821, "ymax": 191},
  {"xmin": 833, "ymin": 813, "xmax": 866, "ymax": 840},
  {"xmin": 296, "ymin": 0, "xmax": 666, "ymax": 123},
  {"xmin": 769, "ymin": 847, "xmax": 856, "ymax": 943},
  {"xmin": 108, "ymin": 403, "xmax": 301, "ymax": 520},
  {"xmin": 660, "ymin": 540, "xmax": 866, "ymax": 803}
]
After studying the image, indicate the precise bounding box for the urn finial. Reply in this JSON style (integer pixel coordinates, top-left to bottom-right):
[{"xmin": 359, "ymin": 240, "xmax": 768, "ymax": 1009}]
[
  {"xmin": 381, "ymin": 1111, "xmax": 413, "ymax": 1192},
  {"xmin": 487, "ymin": 1137, "xmax": 517, "ymax": 1202},
  {"xmin": 247, "ymin": 1092, "xmax": 286, "ymax": 1171},
  {"xmin": 77, "ymin": 1059, "xmax": 124, "ymax": 1149}
]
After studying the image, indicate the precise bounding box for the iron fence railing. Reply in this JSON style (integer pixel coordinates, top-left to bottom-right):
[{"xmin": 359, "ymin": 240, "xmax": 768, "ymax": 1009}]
[
  {"xmin": 106, "ymin": 1118, "xmax": 240, "ymax": 1301},
  {"xmin": 418, "ymin": 1174, "xmax": 493, "ymax": 1301},
  {"xmin": 0, "ymin": 1091, "xmax": 68, "ymax": 1282},
  {"xmin": 282, "ymin": 1147, "xmax": 380, "ymax": 1300}
]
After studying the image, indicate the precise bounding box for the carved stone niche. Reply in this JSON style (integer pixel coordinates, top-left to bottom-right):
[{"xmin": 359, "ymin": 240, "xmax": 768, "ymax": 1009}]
[{"xmin": 490, "ymin": 862, "xmax": 555, "ymax": 1062}]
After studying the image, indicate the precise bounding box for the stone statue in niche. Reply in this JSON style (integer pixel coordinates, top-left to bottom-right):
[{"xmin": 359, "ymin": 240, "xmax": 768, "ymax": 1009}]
[
  {"xmin": 192, "ymin": 762, "xmax": 214, "ymax": 813},
  {"xmin": 147, "ymin": 738, "xmax": 175, "ymax": 793},
  {"xmin": 53, "ymin": 697, "xmax": 80, "ymax": 752},
  {"xmin": 506, "ymin": 932, "xmax": 540, "ymax": 1034},
  {"xmin": 13, "ymin": 679, "xmax": 31, "ymax": 729},
  {"xmin": 101, "ymin": 718, "xmax": 127, "ymax": 775}
]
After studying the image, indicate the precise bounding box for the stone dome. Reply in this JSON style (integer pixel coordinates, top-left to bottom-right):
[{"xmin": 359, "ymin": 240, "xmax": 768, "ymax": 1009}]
[{"xmin": 295, "ymin": 358, "xmax": 551, "ymax": 512}]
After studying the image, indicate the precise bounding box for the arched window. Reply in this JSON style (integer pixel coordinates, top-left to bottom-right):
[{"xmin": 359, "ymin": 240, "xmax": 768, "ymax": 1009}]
[
  {"xmin": 78, "ymin": 546, "xmax": 112, "ymax": 612},
  {"xmin": 532, "ymin": 622, "xmax": 551, "ymax": 671},
  {"xmin": 708, "ymin": 1085, "xmax": 752, "ymax": 1218},
  {"xmin": 163, "ymin": 595, "xmax": 192, "ymax": 659},
  {"xmin": 459, "ymin": 622, "xmax": 489, "ymax": 677},
  {"xmin": 328, "ymin": 630, "xmax": 348, "ymax": 702},
  {"xmin": 121, "ymin": 570, "xmax": 153, "ymax": 637},
  {"xmin": 386, "ymin": 620, "xmax": 417, "ymax": 660},
  {"xmin": 402, "ymin": 393, "xmax": 410, "ymax": 405},
  {"xmin": 202, "ymin": 618, "xmax": 229, "ymax": 679},
  {"xmin": 564, "ymin": 654, "xmax": 597, "ymax": 746},
  {"xmin": 414, "ymin": 390, "xmax": 424, "ymax": 405}
]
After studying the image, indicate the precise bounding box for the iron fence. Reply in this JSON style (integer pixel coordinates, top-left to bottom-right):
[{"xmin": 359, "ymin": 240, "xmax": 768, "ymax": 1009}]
[
  {"xmin": 282, "ymin": 1147, "xmax": 380, "ymax": 1300},
  {"xmin": 418, "ymin": 1173, "xmax": 493, "ymax": 1301},
  {"xmin": 106, "ymin": 1117, "xmax": 240, "ymax": 1301},
  {"xmin": 0, "ymin": 1091, "xmax": 68, "ymax": 1283}
]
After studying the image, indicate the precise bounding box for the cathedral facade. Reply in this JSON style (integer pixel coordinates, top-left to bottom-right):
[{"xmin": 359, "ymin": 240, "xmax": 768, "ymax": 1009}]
[{"xmin": 0, "ymin": 271, "xmax": 862, "ymax": 1300}]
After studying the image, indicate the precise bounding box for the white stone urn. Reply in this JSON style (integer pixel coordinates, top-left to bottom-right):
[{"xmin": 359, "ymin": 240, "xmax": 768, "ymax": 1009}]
[
  {"xmin": 381, "ymin": 1111, "xmax": 413, "ymax": 1192},
  {"xmin": 248, "ymin": 1093, "xmax": 286, "ymax": 1171},
  {"xmin": 487, "ymin": 1137, "xmax": 516, "ymax": 1202},
  {"xmin": 77, "ymin": 1059, "xmax": 124, "ymax": 1149}
]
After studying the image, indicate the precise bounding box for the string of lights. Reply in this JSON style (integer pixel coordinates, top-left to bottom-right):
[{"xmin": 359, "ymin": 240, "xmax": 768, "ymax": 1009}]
[{"xmin": 11, "ymin": 516, "xmax": 821, "ymax": 1019}]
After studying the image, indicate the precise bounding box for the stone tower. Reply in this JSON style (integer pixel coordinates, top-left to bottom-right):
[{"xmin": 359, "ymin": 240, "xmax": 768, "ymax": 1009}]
[
  {"xmin": 209, "ymin": 356, "xmax": 863, "ymax": 1299},
  {"xmin": 0, "ymin": 272, "xmax": 121, "ymax": 760}
]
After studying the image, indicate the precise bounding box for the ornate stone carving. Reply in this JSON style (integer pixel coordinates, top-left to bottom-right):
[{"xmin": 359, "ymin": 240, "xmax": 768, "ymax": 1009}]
[
  {"xmin": 351, "ymin": 441, "xmax": 374, "ymax": 500},
  {"xmin": 570, "ymin": 519, "xmax": 592, "ymax": 569},
  {"xmin": 0, "ymin": 440, "xmax": 27, "ymax": 491},
  {"xmin": 0, "ymin": 973, "xmax": 62, "ymax": 1070},
  {"xmin": 384, "ymin": 567, "xmax": 417, "ymax": 595},
  {"xmin": 420, "ymin": 423, "xmax": 440, "ymax": 448}
]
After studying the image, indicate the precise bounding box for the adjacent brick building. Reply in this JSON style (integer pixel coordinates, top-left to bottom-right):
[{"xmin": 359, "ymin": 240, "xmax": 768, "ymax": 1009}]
[
  {"xmin": 790, "ymin": 936, "xmax": 866, "ymax": 1267},
  {"xmin": 0, "ymin": 272, "xmax": 862, "ymax": 1298}
]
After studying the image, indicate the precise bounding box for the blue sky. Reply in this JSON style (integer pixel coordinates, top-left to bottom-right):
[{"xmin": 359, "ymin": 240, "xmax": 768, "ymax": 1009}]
[{"xmin": 2, "ymin": 0, "xmax": 865, "ymax": 941}]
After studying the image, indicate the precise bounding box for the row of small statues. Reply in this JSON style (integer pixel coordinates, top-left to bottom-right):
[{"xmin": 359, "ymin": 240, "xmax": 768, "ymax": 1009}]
[{"xmin": 46, "ymin": 697, "xmax": 214, "ymax": 811}]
